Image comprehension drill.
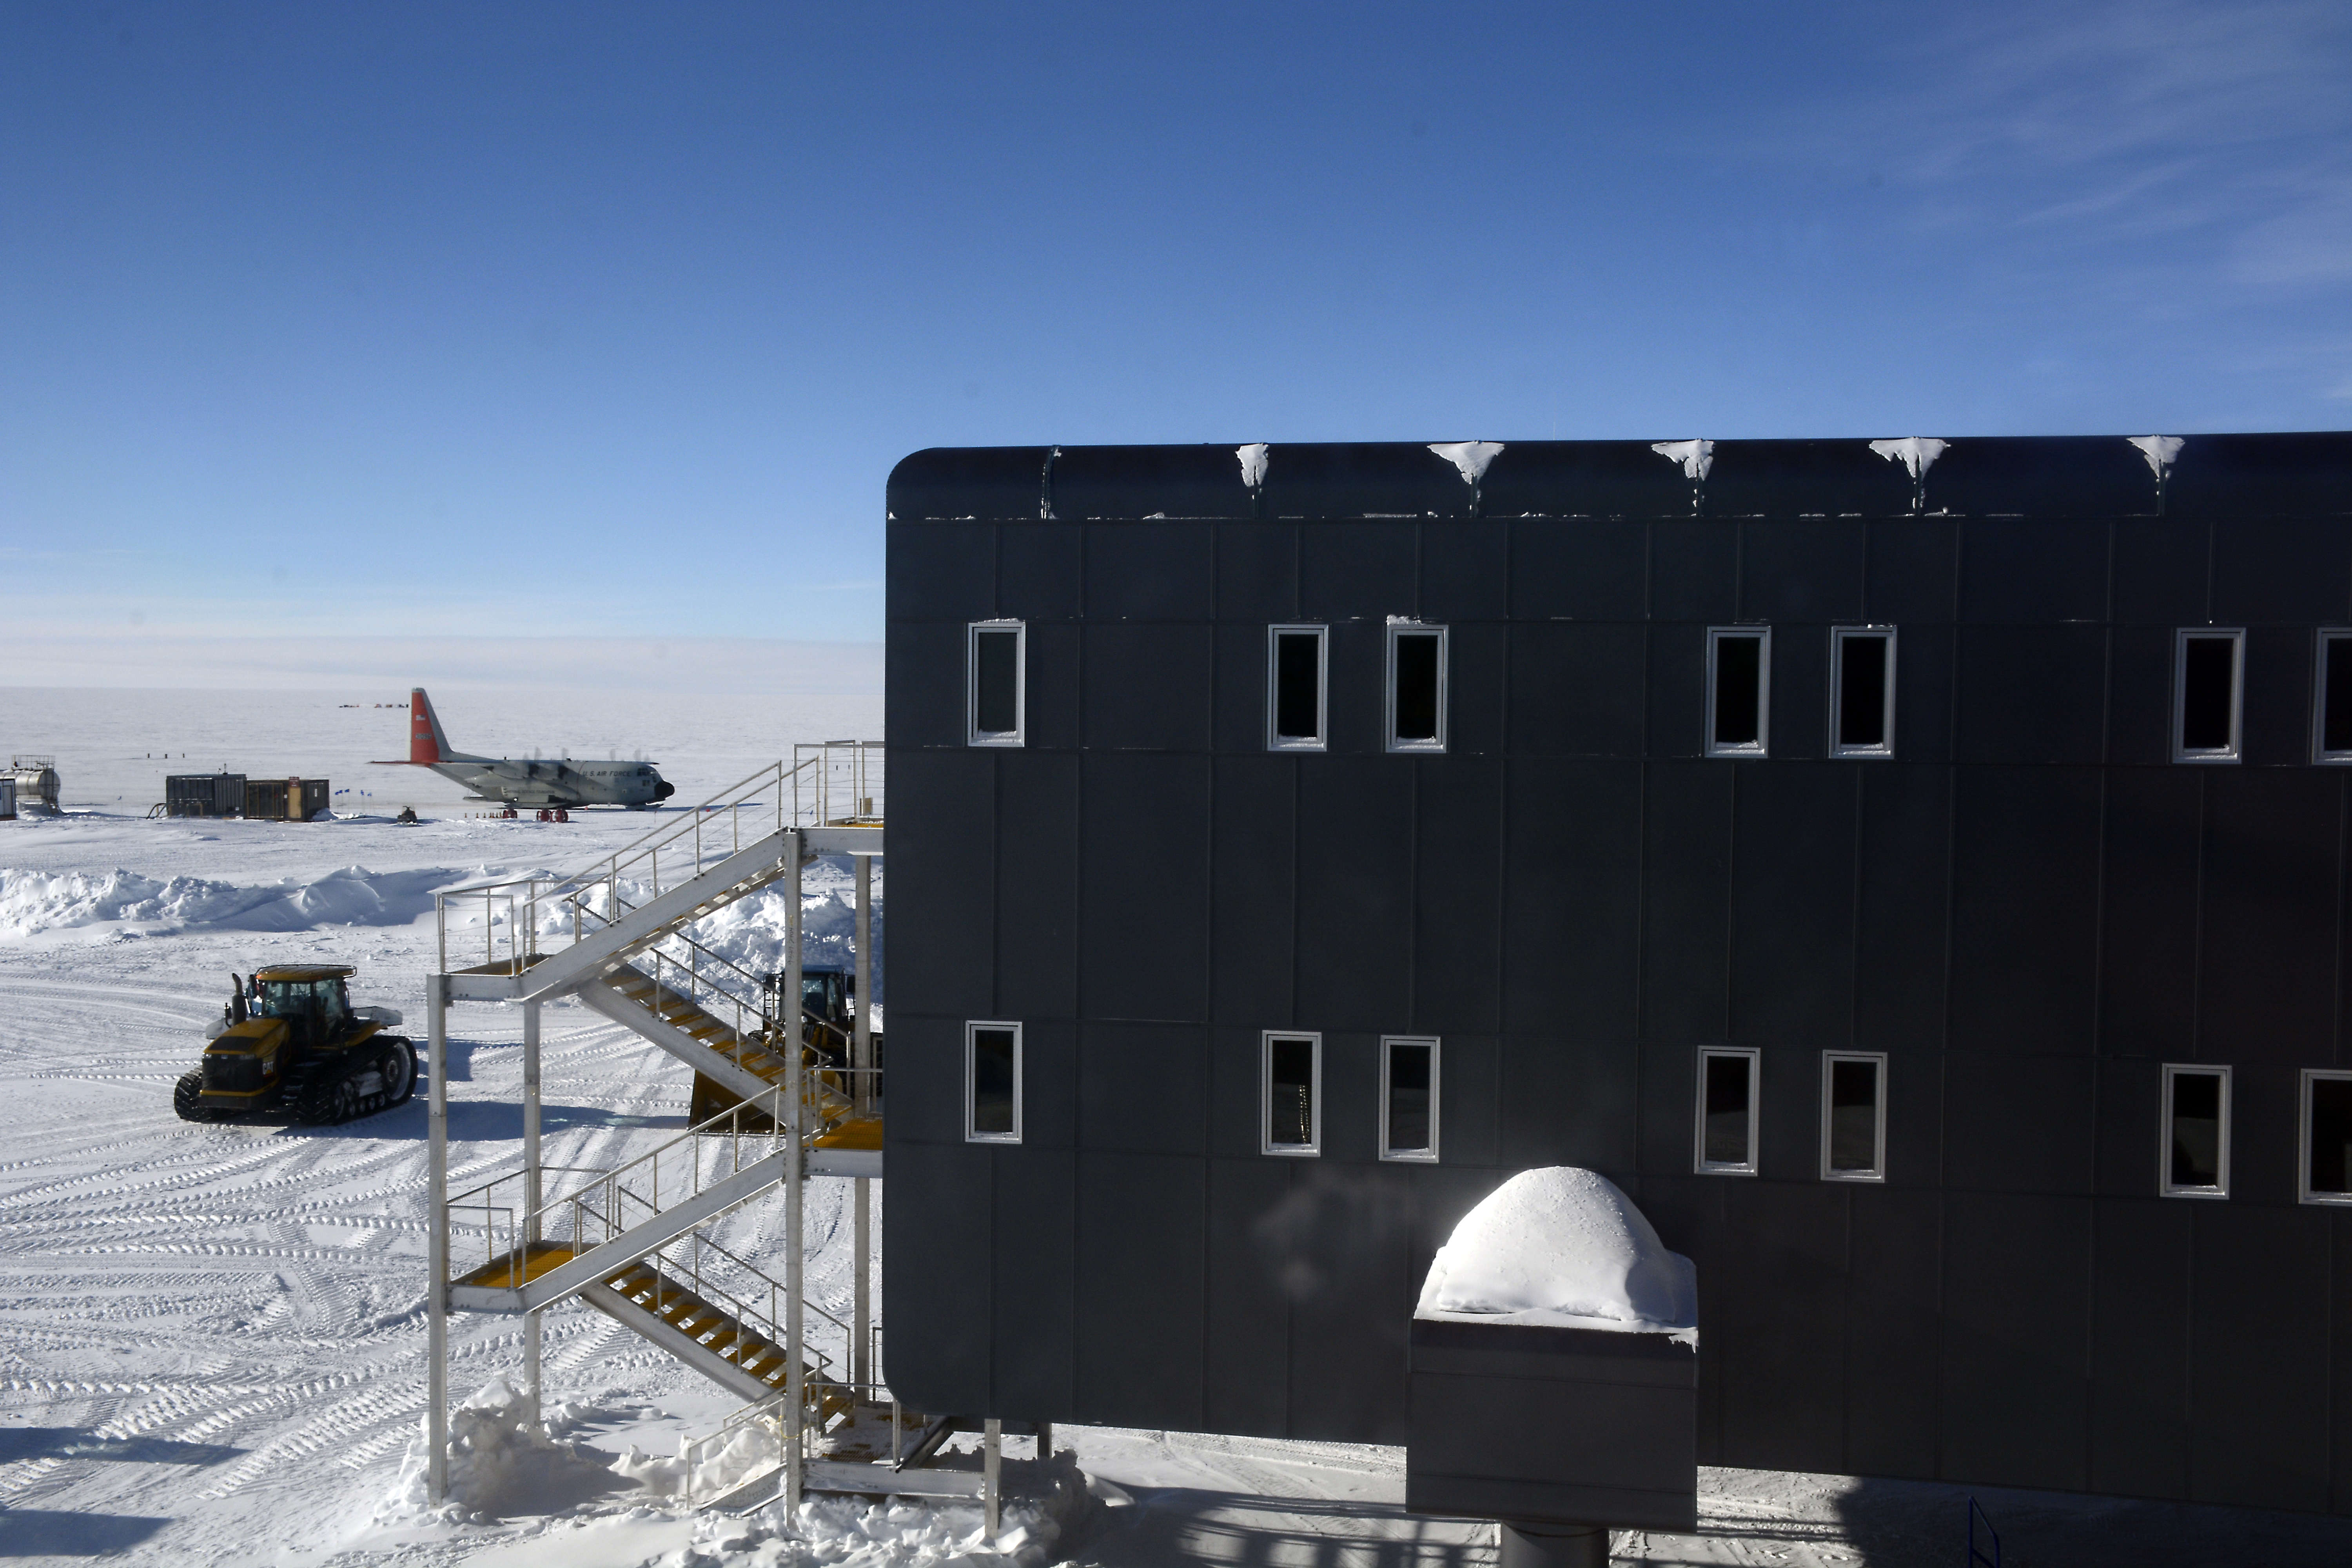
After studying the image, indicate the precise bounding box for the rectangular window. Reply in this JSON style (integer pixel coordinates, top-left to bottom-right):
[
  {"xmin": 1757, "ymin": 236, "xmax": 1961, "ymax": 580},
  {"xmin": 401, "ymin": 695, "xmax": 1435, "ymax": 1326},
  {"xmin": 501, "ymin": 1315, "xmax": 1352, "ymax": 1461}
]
[
  {"xmin": 1829, "ymin": 627, "xmax": 1896, "ymax": 759},
  {"xmin": 968, "ymin": 621, "xmax": 1025, "ymax": 747},
  {"xmin": 1695, "ymin": 1047, "xmax": 1760, "ymax": 1174},
  {"xmin": 1379, "ymin": 1036, "xmax": 1440, "ymax": 1162},
  {"xmin": 965, "ymin": 1021, "xmax": 1021, "ymax": 1143},
  {"xmin": 1706, "ymin": 628, "xmax": 1771, "ymax": 757},
  {"xmin": 1819, "ymin": 1052, "xmax": 1886, "ymax": 1181},
  {"xmin": 1266, "ymin": 625, "xmax": 1328, "ymax": 751},
  {"xmin": 2160, "ymin": 1064, "xmax": 2229, "ymax": 1197},
  {"xmin": 1386, "ymin": 624, "xmax": 1448, "ymax": 753},
  {"xmin": 2301, "ymin": 1070, "xmax": 2352, "ymax": 1204},
  {"xmin": 2314, "ymin": 632, "xmax": 2352, "ymax": 763},
  {"xmin": 2173, "ymin": 629, "xmax": 2243, "ymax": 763},
  {"xmin": 1262, "ymin": 1031, "xmax": 1321, "ymax": 1156}
]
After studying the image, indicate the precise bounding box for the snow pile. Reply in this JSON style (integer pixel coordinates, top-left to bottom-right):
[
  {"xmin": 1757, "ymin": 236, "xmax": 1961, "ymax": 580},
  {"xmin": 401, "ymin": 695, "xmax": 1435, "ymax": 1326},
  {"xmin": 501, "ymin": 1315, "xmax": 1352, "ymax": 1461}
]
[
  {"xmin": 1868, "ymin": 436, "xmax": 1948, "ymax": 481},
  {"xmin": 1428, "ymin": 441, "xmax": 1504, "ymax": 485},
  {"xmin": 0, "ymin": 864, "xmax": 450, "ymax": 938},
  {"xmin": 379, "ymin": 1377, "xmax": 619, "ymax": 1524},
  {"xmin": 1236, "ymin": 442, "xmax": 1270, "ymax": 489},
  {"xmin": 2129, "ymin": 434, "xmax": 2185, "ymax": 479},
  {"xmin": 1651, "ymin": 438, "xmax": 1714, "ymax": 481},
  {"xmin": 1417, "ymin": 1167, "xmax": 1696, "ymax": 1342}
]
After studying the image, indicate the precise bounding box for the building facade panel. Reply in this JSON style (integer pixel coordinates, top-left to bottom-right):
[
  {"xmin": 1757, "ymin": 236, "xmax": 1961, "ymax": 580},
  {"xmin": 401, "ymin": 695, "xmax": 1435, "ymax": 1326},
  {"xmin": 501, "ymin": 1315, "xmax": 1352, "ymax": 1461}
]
[{"xmin": 885, "ymin": 434, "xmax": 2352, "ymax": 1517}]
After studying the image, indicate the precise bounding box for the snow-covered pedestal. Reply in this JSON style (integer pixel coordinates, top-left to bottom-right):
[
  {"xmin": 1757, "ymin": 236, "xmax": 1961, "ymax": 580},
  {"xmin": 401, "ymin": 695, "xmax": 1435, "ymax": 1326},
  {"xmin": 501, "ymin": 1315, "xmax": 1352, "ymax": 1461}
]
[{"xmin": 1405, "ymin": 1169, "xmax": 1699, "ymax": 1558}]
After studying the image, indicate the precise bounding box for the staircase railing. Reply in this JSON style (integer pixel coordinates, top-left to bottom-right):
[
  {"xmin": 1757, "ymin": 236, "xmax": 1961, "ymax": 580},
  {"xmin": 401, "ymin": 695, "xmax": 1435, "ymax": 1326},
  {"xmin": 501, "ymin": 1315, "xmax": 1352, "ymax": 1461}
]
[
  {"xmin": 444, "ymin": 1085, "xmax": 793, "ymax": 1289},
  {"xmin": 430, "ymin": 742, "xmax": 883, "ymax": 980},
  {"xmin": 605, "ymin": 936, "xmax": 870, "ymax": 1125},
  {"xmin": 625, "ymin": 1226, "xmax": 850, "ymax": 1385}
]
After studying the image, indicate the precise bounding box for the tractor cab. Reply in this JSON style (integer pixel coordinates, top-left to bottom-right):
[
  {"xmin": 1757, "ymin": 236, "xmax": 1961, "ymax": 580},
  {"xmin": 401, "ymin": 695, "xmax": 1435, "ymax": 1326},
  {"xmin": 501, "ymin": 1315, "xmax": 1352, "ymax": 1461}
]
[{"xmin": 249, "ymin": 967, "xmax": 357, "ymax": 1050}]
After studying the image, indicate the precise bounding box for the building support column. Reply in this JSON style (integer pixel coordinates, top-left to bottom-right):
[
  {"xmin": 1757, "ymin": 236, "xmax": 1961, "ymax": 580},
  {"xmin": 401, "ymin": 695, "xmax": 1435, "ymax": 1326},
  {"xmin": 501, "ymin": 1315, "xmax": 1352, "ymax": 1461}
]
[
  {"xmin": 783, "ymin": 832, "xmax": 806, "ymax": 1519},
  {"xmin": 852, "ymin": 852, "xmax": 873, "ymax": 1392},
  {"xmin": 425, "ymin": 966, "xmax": 449, "ymax": 1505},
  {"xmin": 521, "ymin": 996, "xmax": 543, "ymax": 1425},
  {"xmin": 983, "ymin": 1417, "xmax": 1002, "ymax": 1542}
]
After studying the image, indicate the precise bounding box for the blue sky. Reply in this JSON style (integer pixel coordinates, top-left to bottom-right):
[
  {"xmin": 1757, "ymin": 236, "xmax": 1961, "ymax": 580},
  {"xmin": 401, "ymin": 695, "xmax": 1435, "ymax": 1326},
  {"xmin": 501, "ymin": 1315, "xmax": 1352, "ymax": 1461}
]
[{"xmin": 3, "ymin": 0, "xmax": 2347, "ymax": 653}]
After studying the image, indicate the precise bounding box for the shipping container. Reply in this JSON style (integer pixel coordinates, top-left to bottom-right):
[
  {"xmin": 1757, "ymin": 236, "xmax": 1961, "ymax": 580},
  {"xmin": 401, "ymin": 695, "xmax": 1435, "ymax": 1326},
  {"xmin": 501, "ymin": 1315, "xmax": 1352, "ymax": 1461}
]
[
  {"xmin": 164, "ymin": 773, "xmax": 246, "ymax": 818},
  {"xmin": 241, "ymin": 777, "xmax": 331, "ymax": 822}
]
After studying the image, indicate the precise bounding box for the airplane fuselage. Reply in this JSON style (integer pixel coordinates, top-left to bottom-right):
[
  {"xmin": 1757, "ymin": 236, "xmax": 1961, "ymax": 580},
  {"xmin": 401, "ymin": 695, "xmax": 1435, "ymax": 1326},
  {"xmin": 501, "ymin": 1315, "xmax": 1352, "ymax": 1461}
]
[
  {"xmin": 375, "ymin": 688, "xmax": 678, "ymax": 809},
  {"xmin": 430, "ymin": 756, "xmax": 671, "ymax": 808}
]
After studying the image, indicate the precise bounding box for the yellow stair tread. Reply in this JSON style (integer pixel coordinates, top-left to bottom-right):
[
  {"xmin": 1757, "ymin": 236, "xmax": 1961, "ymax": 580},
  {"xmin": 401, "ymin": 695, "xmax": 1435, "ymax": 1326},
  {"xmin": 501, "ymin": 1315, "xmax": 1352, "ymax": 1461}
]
[
  {"xmin": 811, "ymin": 1116, "xmax": 882, "ymax": 1152},
  {"xmin": 454, "ymin": 1241, "xmax": 579, "ymax": 1290}
]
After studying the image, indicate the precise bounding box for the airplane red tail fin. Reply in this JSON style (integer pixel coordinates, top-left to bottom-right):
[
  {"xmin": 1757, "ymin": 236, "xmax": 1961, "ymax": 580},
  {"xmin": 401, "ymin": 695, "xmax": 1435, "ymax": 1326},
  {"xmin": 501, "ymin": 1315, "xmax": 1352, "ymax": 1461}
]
[{"xmin": 410, "ymin": 688, "xmax": 452, "ymax": 764}]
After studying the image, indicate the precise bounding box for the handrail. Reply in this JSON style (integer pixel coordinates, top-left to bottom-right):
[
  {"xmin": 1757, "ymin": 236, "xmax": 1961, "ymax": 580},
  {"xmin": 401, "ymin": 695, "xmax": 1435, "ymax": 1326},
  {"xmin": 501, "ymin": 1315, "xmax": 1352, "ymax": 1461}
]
[
  {"xmin": 446, "ymin": 1085, "xmax": 793, "ymax": 1288},
  {"xmin": 428, "ymin": 741, "xmax": 882, "ymax": 988}
]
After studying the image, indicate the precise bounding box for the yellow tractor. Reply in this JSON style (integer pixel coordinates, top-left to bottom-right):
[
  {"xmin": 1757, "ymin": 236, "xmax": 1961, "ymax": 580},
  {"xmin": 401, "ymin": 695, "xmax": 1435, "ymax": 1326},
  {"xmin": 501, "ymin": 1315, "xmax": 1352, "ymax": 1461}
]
[{"xmin": 174, "ymin": 965, "xmax": 418, "ymax": 1125}]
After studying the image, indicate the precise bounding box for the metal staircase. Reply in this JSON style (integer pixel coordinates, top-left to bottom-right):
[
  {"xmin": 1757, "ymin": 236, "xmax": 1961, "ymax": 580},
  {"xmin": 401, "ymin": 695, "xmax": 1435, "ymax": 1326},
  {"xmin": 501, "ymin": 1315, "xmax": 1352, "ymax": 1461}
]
[{"xmin": 422, "ymin": 743, "xmax": 937, "ymax": 1515}]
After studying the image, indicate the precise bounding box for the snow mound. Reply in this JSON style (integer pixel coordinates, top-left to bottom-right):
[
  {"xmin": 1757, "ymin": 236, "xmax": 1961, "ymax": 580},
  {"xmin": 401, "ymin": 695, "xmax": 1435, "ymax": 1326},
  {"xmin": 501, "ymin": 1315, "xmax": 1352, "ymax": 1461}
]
[
  {"xmin": 1417, "ymin": 1167, "xmax": 1696, "ymax": 1341},
  {"xmin": 0, "ymin": 864, "xmax": 449, "ymax": 938},
  {"xmin": 379, "ymin": 1377, "xmax": 620, "ymax": 1525}
]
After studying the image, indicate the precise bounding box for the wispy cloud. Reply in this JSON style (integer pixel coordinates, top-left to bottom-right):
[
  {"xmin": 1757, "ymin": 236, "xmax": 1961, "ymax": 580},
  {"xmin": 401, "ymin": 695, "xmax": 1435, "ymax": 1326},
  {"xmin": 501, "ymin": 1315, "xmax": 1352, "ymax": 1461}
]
[{"xmin": 1779, "ymin": 0, "xmax": 2352, "ymax": 278}]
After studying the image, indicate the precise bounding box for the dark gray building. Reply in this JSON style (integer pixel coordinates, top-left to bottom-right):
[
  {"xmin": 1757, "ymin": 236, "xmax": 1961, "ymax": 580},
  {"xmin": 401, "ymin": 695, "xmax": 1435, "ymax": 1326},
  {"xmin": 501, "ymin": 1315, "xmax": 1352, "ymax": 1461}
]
[{"xmin": 883, "ymin": 433, "xmax": 2352, "ymax": 1516}]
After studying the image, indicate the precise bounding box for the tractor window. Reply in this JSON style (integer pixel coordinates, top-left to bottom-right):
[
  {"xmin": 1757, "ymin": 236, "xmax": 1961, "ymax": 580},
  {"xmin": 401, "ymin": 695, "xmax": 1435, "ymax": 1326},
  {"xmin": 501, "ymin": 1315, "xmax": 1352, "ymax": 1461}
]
[{"xmin": 257, "ymin": 982, "xmax": 308, "ymax": 1018}]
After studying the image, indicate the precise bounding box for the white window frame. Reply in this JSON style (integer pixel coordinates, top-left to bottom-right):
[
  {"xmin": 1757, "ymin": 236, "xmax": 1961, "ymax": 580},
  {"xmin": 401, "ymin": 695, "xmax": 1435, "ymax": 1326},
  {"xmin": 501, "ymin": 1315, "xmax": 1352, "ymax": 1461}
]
[
  {"xmin": 1378, "ymin": 1035, "xmax": 1441, "ymax": 1163},
  {"xmin": 1695, "ymin": 1046, "xmax": 1761, "ymax": 1176},
  {"xmin": 2313, "ymin": 631, "xmax": 2352, "ymax": 764},
  {"xmin": 1265, "ymin": 624, "xmax": 1329, "ymax": 752},
  {"xmin": 1705, "ymin": 626, "xmax": 1771, "ymax": 759},
  {"xmin": 1260, "ymin": 1030, "xmax": 1322, "ymax": 1157},
  {"xmin": 1384, "ymin": 622, "xmax": 1449, "ymax": 754},
  {"xmin": 2158, "ymin": 1062, "xmax": 2230, "ymax": 1198},
  {"xmin": 1818, "ymin": 1050, "xmax": 1888, "ymax": 1182},
  {"xmin": 963, "ymin": 1020, "xmax": 1022, "ymax": 1144},
  {"xmin": 2171, "ymin": 628, "xmax": 2244, "ymax": 764},
  {"xmin": 2299, "ymin": 1069, "xmax": 2352, "ymax": 1206},
  {"xmin": 1828, "ymin": 626, "xmax": 1897, "ymax": 760},
  {"xmin": 967, "ymin": 620, "xmax": 1027, "ymax": 748}
]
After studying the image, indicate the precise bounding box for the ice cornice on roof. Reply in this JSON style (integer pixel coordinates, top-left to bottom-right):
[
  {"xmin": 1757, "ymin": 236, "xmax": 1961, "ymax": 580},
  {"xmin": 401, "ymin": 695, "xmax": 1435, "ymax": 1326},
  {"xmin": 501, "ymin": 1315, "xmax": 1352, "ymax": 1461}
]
[{"xmin": 1428, "ymin": 441, "xmax": 1504, "ymax": 486}]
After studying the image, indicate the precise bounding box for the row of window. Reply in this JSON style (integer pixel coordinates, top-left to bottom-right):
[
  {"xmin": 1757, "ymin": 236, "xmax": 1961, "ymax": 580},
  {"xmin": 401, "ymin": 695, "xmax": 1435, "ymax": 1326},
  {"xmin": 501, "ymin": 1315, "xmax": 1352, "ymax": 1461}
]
[
  {"xmin": 966, "ymin": 619, "xmax": 2352, "ymax": 764},
  {"xmin": 960, "ymin": 1020, "xmax": 2352, "ymax": 1203}
]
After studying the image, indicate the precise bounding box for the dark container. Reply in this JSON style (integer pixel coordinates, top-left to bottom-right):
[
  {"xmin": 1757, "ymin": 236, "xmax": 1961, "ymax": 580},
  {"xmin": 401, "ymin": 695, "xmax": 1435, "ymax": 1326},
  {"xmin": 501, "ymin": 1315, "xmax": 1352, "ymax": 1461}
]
[
  {"xmin": 165, "ymin": 773, "xmax": 245, "ymax": 818},
  {"xmin": 241, "ymin": 778, "xmax": 330, "ymax": 822},
  {"xmin": 1408, "ymin": 1318, "xmax": 1698, "ymax": 1534}
]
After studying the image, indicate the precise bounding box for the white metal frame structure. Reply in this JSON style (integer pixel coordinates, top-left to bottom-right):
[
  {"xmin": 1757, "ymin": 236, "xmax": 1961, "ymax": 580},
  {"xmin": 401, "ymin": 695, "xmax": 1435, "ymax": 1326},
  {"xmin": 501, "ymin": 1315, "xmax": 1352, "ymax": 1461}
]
[
  {"xmin": 1705, "ymin": 627, "xmax": 1772, "ymax": 759},
  {"xmin": 1828, "ymin": 626, "xmax": 1897, "ymax": 759},
  {"xmin": 2172, "ymin": 628, "xmax": 2245, "ymax": 764},
  {"xmin": 2159, "ymin": 1063, "xmax": 2232, "ymax": 1199},
  {"xmin": 1384, "ymin": 622, "xmax": 1449, "ymax": 754},
  {"xmin": 1695, "ymin": 1047, "xmax": 1761, "ymax": 1175},
  {"xmin": 2299, "ymin": 1069, "xmax": 2352, "ymax": 1206},
  {"xmin": 964, "ymin": 1021, "xmax": 1024, "ymax": 1144},
  {"xmin": 1266, "ymin": 624, "xmax": 1330, "ymax": 751},
  {"xmin": 416, "ymin": 746, "xmax": 1008, "ymax": 1525},
  {"xmin": 2314, "ymin": 631, "xmax": 2352, "ymax": 764},
  {"xmin": 1818, "ymin": 1051, "xmax": 1888, "ymax": 1182},
  {"xmin": 1378, "ymin": 1035, "xmax": 1441, "ymax": 1163},
  {"xmin": 1261, "ymin": 1031, "xmax": 1323, "ymax": 1157},
  {"xmin": 968, "ymin": 620, "xmax": 1027, "ymax": 747}
]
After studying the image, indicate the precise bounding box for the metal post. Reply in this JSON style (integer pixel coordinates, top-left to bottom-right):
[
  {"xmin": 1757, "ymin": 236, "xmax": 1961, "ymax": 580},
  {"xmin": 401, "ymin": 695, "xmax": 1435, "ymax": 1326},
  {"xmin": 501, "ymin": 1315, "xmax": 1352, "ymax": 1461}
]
[
  {"xmin": 852, "ymin": 851, "xmax": 873, "ymax": 1393},
  {"xmin": 853, "ymin": 855, "xmax": 873, "ymax": 1116},
  {"xmin": 783, "ymin": 833, "xmax": 805, "ymax": 1518},
  {"xmin": 983, "ymin": 1418, "xmax": 1001, "ymax": 1542},
  {"xmin": 522, "ymin": 998, "xmax": 542, "ymax": 1426},
  {"xmin": 1038, "ymin": 1421, "xmax": 1052, "ymax": 1463},
  {"xmin": 853, "ymin": 1177, "xmax": 870, "ymax": 1390},
  {"xmin": 425, "ymin": 965, "xmax": 450, "ymax": 1505}
]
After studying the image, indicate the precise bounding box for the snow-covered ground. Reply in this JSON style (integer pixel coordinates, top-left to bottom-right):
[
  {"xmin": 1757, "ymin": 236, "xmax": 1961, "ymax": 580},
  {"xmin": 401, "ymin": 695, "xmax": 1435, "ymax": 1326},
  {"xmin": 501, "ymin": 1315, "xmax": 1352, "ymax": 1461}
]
[{"xmin": 5, "ymin": 687, "xmax": 2352, "ymax": 1566}]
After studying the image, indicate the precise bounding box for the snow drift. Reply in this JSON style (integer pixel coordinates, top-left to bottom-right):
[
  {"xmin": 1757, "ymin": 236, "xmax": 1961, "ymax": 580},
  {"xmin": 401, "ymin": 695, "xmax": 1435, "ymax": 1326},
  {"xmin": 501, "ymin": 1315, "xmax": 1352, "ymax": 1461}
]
[
  {"xmin": 0, "ymin": 864, "xmax": 451, "ymax": 938},
  {"xmin": 1417, "ymin": 1167, "xmax": 1696, "ymax": 1341},
  {"xmin": 379, "ymin": 1378, "xmax": 621, "ymax": 1524}
]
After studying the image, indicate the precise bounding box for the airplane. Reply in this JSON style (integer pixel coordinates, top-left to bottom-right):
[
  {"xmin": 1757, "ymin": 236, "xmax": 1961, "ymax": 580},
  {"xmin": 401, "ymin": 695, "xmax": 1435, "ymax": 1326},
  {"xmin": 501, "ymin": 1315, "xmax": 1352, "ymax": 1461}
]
[{"xmin": 372, "ymin": 688, "xmax": 678, "ymax": 809}]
